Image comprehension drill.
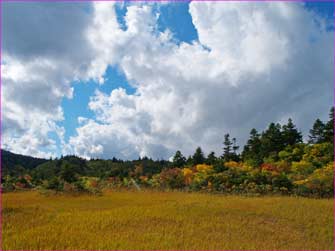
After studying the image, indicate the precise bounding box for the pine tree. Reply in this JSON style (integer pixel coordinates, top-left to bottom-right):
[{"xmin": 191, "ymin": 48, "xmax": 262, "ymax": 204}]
[
  {"xmin": 172, "ymin": 150, "xmax": 186, "ymax": 168},
  {"xmin": 192, "ymin": 147, "xmax": 205, "ymax": 165},
  {"xmin": 309, "ymin": 119, "xmax": 325, "ymax": 144},
  {"xmin": 206, "ymin": 151, "xmax": 217, "ymax": 165},
  {"xmin": 282, "ymin": 118, "xmax": 302, "ymax": 146},
  {"xmin": 260, "ymin": 123, "xmax": 284, "ymax": 158},
  {"xmin": 232, "ymin": 138, "xmax": 239, "ymax": 154},
  {"xmin": 60, "ymin": 162, "xmax": 77, "ymax": 183},
  {"xmin": 242, "ymin": 128, "xmax": 262, "ymax": 166},
  {"xmin": 186, "ymin": 155, "xmax": 193, "ymax": 166},
  {"xmin": 222, "ymin": 134, "xmax": 233, "ymax": 162},
  {"xmin": 324, "ymin": 107, "xmax": 334, "ymax": 144}
]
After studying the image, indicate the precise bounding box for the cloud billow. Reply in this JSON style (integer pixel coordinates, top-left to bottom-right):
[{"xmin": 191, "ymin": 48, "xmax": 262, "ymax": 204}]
[{"xmin": 2, "ymin": 2, "xmax": 333, "ymax": 159}]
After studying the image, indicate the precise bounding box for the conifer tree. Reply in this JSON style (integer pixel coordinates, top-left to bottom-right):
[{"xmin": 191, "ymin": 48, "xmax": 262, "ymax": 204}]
[
  {"xmin": 282, "ymin": 118, "xmax": 302, "ymax": 146},
  {"xmin": 309, "ymin": 119, "xmax": 325, "ymax": 144},
  {"xmin": 172, "ymin": 150, "xmax": 186, "ymax": 168},
  {"xmin": 222, "ymin": 134, "xmax": 233, "ymax": 162},
  {"xmin": 324, "ymin": 107, "xmax": 334, "ymax": 144},
  {"xmin": 192, "ymin": 147, "xmax": 205, "ymax": 165}
]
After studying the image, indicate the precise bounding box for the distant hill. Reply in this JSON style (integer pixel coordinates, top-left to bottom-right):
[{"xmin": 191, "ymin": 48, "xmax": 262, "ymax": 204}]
[{"xmin": 1, "ymin": 149, "xmax": 48, "ymax": 176}]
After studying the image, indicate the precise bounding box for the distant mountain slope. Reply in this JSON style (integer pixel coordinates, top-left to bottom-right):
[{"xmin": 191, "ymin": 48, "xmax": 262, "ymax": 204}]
[{"xmin": 1, "ymin": 150, "xmax": 48, "ymax": 174}]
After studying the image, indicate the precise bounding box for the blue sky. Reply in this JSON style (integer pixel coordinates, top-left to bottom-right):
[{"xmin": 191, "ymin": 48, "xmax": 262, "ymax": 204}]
[
  {"xmin": 61, "ymin": 66, "xmax": 134, "ymax": 142},
  {"xmin": 2, "ymin": 1, "xmax": 334, "ymax": 159},
  {"xmin": 305, "ymin": 1, "xmax": 334, "ymax": 18}
]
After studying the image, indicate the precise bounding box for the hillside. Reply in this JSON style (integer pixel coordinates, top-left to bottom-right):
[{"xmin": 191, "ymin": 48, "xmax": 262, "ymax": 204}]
[{"xmin": 1, "ymin": 149, "xmax": 48, "ymax": 176}]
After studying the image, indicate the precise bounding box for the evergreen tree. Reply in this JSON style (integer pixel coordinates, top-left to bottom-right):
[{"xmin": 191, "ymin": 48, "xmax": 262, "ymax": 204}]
[
  {"xmin": 309, "ymin": 119, "xmax": 325, "ymax": 144},
  {"xmin": 206, "ymin": 151, "xmax": 217, "ymax": 165},
  {"xmin": 222, "ymin": 134, "xmax": 233, "ymax": 162},
  {"xmin": 282, "ymin": 118, "xmax": 302, "ymax": 146},
  {"xmin": 324, "ymin": 107, "xmax": 334, "ymax": 144},
  {"xmin": 232, "ymin": 138, "xmax": 239, "ymax": 154},
  {"xmin": 60, "ymin": 162, "xmax": 77, "ymax": 183},
  {"xmin": 242, "ymin": 128, "xmax": 262, "ymax": 166},
  {"xmin": 192, "ymin": 147, "xmax": 205, "ymax": 165},
  {"xmin": 260, "ymin": 123, "xmax": 284, "ymax": 158},
  {"xmin": 232, "ymin": 137, "xmax": 240, "ymax": 161},
  {"xmin": 172, "ymin": 150, "xmax": 186, "ymax": 168},
  {"xmin": 186, "ymin": 155, "xmax": 193, "ymax": 166}
]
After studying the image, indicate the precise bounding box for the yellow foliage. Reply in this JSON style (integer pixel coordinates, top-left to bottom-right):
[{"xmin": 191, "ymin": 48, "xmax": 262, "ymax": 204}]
[
  {"xmin": 291, "ymin": 160, "xmax": 314, "ymax": 175},
  {"xmin": 241, "ymin": 163, "xmax": 253, "ymax": 171},
  {"xmin": 224, "ymin": 161, "xmax": 240, "ymax": 169},
  {"xmin": 293, "ymin": 179, "xmax": 308, "ymax": 186},
  {"xmin": 182, "ymin": 168, "xmax": 193, "ymax": 176},
  {"xmin": 182, "ymin": 168, "xmax": 193, "ymax": 185},
  {"xmin": 207, "ymin": 181, "xmax": 212, "ymax": 189},
  {"xmin": 195, "ymin": 164, "xmax": 213, "ymax": 173},
  {"xmin": 306, "ymin": 162, "xmax": 333, "ymax": 188}
]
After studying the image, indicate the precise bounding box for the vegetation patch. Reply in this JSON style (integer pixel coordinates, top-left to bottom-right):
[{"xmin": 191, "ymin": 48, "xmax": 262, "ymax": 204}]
[{"xmin": 2, "ymin": 190, "xmax": 333, "ymax": 250}]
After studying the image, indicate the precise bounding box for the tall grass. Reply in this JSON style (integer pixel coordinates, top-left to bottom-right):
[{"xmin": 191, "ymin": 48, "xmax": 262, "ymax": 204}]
[{"xmin": 2, "ymin": 190, "xmax": 333, "ymax": 250}]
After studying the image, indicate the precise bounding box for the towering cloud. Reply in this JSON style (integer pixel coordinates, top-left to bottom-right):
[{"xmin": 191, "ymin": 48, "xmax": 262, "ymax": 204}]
[{"xmin": 2, "ymin": 2, "xmax": 333, "ymax": 159}]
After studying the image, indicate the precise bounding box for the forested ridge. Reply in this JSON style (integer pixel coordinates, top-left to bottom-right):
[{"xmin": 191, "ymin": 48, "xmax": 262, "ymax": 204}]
[
  {"xmin": 1, "ymin": 150, "xmax": 48, "ymax": 172},
  {"xmin": 2, "ymin": 107, "xmax": 334, "ymax": 197}
]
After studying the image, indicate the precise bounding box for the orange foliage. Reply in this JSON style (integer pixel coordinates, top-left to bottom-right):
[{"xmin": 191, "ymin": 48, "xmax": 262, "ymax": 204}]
[
  {"xmin": 90, "ymin": 180, "xmax": 98, "ymax": 188},
  {"xmin": 139, "ymin": 176, "xmax": 148, "ymax": 182},
  {"xmin": 261, "ymin": 163, "xmax": 278, "ymax": 172}
]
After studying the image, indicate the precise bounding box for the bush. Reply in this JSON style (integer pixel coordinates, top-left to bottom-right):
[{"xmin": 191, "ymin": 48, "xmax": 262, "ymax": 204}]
[
  {"xmin": 271, "ymin": 173, "xmax": 293, "ymax": 191},
  {"xmin": 293, "ymin": 162, "xmax": 333, "ymax": 198},
  {"xmin": 46, "ymin": 177, "xmax": 63, "ymax": 191},
  {"xmin": 160, "ymin": 168, "xmax": 184, "ymax": 189},
  {"xmin": 291, "ymin": 160, "xmax": 315, "ymax": 177}
]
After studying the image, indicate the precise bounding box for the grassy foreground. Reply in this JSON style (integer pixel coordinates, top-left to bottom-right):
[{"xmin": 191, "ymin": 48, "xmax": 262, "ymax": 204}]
[{"xmin": 2, "ymin": 190, "xmax": 334, "ymax": 250}]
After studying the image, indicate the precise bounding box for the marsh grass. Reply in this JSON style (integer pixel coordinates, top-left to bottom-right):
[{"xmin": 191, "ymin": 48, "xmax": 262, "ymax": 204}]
[{"xmin": 2, "ymin": 190, "xmax": 333, "ymax": 250}]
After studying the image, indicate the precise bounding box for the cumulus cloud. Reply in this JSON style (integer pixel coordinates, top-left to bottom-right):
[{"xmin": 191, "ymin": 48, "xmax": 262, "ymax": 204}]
[
  {"xmin": 2, "ymin": 2, "xmax": 333, "ymax": 159},
  {"xmin": 2, "ymin": 2, "xmax": 93, "ymax": 157},
  {"xmin": 68, "ymin": 2, "xmax": 333, "ymax": 160}
]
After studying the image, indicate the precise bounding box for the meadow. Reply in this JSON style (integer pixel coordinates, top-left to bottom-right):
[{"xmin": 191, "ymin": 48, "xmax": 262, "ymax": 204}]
[{"xmin": 2, "ymin": 190, "xmax": 334, "ymax": 250}]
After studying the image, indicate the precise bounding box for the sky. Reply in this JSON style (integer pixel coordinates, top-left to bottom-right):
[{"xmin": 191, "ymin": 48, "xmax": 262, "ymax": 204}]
[{"xmin": 1, "ymin": 1, "xmax": 334, "ymax": 160}]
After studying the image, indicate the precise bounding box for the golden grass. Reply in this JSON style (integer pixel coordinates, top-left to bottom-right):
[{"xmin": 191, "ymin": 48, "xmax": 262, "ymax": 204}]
[{"xmin": 2, "ymin": 190, "xmax": 334, "ymax": 250}]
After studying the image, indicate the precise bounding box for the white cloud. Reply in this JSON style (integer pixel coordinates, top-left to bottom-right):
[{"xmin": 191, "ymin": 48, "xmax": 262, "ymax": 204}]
[
  {"xmin": 2, "ymin": 2, "xmax": 333, "ymax": 159},
  {"xmin": 1, "ymin": 2, "xmax": 94, "ymax": 157},
  {"xmin": 68, "ymin": 2, "xmax": 333, "ymax": 160}
]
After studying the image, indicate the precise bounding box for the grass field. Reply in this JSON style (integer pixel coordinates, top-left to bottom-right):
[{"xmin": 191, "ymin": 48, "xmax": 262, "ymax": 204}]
[{"xmin": 2, "ymin": 190, "xmax": 334, "ymax": 250}]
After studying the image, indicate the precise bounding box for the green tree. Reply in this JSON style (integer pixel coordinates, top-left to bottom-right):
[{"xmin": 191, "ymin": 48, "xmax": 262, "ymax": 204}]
[
  {"xmin": 232, "ymin": 137, "xmax": 240, "ymax": 161},
  {"xmin": 186, "ymin": 155, "xmax": 193, "ymax": 166},
  {"xmin": 172, "ymin": 150, "xmax": 186, "ymax": 168},
  {"xmin": 324, "ymin": 107, "xmax": 334, "ymax": 144},
  {"xmin": 242, "ymin": 128, "xmax": 263, "ymax": 166},
  {"xmin": 221, "ymin": 135, "xmax": 240, "ymax": 162},
  {"xmin": 261, "ymin": 123, "xmax": 284, "ymax": 159},
  {"xmin": 282, "ymin": 118, "xmax": 302, "ymax": 146},
  {"xmin": 232, "ymin": 138, "xmax": 239, "ymax": 154},
  {"xmin": 192, "ymin": 147, "xmax": 205, "ymax": 165},
  {"xmin": 206, "ymin": 151, "xmax": 217, "ymax": 165},
  {"xmin": 47, "ymin": 176, "xmax": 62, "ymax": 191},
  {"xmin": 309, "ymin": 119, "xmax": 325, "ymax": 144},
  {"xmin": 222, "ymin": 134, "xmax": 233, "ymax": 162},
  {"xmin": 60, "ymin": 162, "xmax": 77, "ymax": 183}
]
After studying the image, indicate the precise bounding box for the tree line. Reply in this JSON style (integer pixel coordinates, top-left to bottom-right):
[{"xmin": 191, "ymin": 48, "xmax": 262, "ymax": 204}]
[
  {"xmin": 2, "ymin": 107, "xmax": 334, "ymax": 197},
  {"xmin": 173, "ymin": 108, "xmax": 333, "ymax": 167}
]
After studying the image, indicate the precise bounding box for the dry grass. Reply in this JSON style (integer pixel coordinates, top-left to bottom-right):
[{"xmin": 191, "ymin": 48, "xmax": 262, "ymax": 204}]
[{"xmin": 2, "ymin": 190, "xmax": 334, "ymax": 250}]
